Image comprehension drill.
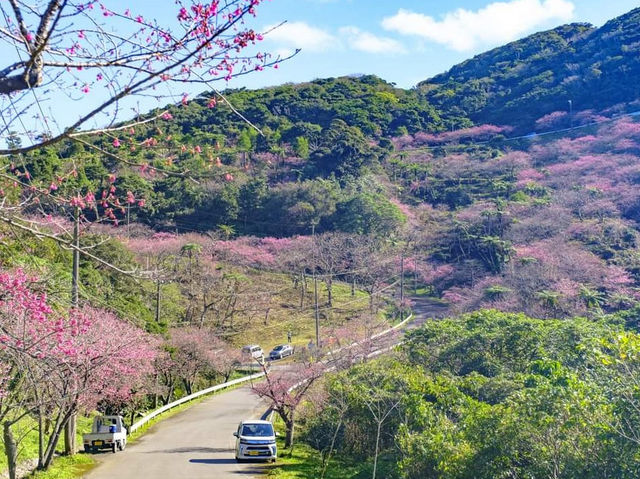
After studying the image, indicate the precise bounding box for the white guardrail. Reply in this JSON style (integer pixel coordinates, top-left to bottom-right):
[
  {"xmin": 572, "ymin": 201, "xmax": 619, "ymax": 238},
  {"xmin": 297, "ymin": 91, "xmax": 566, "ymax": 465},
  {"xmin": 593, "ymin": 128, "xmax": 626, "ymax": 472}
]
[
  {"xmin": 129, "ymin": 371, "xmax": 265, "ymax": 433},
  {"xmin": 130, "ymin": 313, "xmax": 414, "ymax": 434}
]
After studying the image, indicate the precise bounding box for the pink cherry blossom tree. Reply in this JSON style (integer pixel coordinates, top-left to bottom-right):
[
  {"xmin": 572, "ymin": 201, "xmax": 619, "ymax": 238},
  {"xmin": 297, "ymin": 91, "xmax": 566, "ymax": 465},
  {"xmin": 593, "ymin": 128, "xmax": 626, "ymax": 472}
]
[
  {"xmin": 0, "ymin": 268, "xmax": 157, "ymax": 475},
  {"xmin": 252, "ymin": 360, "xmax": 326, "ymax": 448}
]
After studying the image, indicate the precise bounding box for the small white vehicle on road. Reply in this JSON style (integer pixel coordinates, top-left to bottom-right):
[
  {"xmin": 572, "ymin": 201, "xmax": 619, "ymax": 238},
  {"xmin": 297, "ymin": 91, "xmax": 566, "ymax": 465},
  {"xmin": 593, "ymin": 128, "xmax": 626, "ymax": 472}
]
[
  {"xmin": 241, "ymin": 344, "xmax": 264, "ymax": 361},
  {"xmin": 233, "ymin": 420, "xmax": 277, "ymax": 462},
  {"xmin": 83, "ymin": 415, "xmax": 127, "ymax": 453}
]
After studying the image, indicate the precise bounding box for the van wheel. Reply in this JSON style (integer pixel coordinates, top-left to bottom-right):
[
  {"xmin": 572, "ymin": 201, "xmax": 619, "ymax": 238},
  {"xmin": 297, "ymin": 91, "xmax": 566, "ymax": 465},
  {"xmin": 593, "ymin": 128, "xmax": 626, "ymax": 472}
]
[{"xmin": 111, "ymin": 443, "xmax": 117, "ymax": 453}]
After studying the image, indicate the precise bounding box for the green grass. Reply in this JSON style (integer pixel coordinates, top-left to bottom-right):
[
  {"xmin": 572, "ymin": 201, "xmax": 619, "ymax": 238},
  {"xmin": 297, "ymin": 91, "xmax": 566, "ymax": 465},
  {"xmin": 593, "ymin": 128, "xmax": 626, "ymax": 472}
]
[
  {"xmin": 229, "ymin": 271, "xmax": 385, "ymax": 354},
  {"xmin": 266, "ymin": 441, "xmax": 361, "ymax": 479},
  {"xmin": 27, "ymin": 455, "xmax": 93, "ymax": 479},
  {"xmin": 0, "ymin": 414, "xmax": 96, "ymax": 476},
  {"xmin": 266, "ymin": 439, "xmax": 398, "ymax": 479}
]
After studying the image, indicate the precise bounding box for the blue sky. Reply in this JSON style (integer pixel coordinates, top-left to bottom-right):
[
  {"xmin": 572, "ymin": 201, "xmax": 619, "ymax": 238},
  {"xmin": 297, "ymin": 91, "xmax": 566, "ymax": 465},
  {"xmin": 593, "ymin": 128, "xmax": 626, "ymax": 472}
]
[{"xmin": 238, "ymin": 0, "xmax": 640, "ymax": 89}]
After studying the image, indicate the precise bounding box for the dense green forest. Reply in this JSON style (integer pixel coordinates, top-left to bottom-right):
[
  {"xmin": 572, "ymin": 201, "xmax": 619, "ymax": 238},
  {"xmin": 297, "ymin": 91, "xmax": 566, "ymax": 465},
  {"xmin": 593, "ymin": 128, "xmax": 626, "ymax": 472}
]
[{"xmin": 291, "ymin": 310, "xmax": 640, "ymax": 478}]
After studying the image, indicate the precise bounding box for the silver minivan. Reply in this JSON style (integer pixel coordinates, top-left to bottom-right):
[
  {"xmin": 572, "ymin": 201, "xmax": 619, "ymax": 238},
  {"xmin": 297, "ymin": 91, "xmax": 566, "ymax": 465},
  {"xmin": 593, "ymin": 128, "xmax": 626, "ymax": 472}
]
[{"xmin": 233, "ymin": 420, "xmax": 277, "ymax": 462}]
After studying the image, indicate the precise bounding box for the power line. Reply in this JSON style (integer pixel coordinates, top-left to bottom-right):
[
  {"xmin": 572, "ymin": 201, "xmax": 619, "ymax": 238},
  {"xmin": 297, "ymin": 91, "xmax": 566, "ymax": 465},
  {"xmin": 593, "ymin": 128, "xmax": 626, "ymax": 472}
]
[{"xmin": 395, "ymin": 109, "xmax": 640, "ymax": 155}]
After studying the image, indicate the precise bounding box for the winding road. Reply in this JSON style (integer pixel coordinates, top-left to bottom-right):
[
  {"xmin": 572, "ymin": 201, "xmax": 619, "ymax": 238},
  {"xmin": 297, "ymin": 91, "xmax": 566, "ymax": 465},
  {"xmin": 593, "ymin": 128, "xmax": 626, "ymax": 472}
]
[
  {"xmin": 82, "ymin": 386, "xmax": 270, "ymax": 479},
  {"xmin": 82, "ymin": 297, "xmax": 448, "ymax": 479}
]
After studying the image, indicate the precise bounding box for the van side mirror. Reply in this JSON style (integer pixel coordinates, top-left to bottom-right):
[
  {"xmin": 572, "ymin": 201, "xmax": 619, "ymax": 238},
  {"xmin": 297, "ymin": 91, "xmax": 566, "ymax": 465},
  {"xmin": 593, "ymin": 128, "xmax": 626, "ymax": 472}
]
[
  {"xmin": 233, "ymin": 432, "xmax": 238, "ymax": 437},
  {"xmin": 275, "ymin": 432, "xmax": 280, "ymax": 437}
]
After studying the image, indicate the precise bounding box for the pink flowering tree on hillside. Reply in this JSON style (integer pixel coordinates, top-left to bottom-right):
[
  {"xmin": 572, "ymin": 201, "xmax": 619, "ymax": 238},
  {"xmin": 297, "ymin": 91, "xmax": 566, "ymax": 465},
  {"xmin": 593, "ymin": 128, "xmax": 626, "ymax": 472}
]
[
  {"xmin": 0, "ymin": 268, "xmax": 157, "ymax": 476},
  {"xmin": 169, "ymin": 327, "xmax": 230, "ymax": 395},
  {"xmin": 252, "ymin": 360, "xmax": 326, "ymax": 448},
  {"xmin": 40, "ymin": 305, "xmax": 157, "ymax": 469}
]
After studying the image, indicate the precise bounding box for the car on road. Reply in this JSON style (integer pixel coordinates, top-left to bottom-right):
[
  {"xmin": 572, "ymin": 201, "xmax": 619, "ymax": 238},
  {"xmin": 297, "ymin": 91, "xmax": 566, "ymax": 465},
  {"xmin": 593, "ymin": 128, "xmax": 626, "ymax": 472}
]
[
  {"xmin": 241, "ymin": 344, "xmax": 264, "ymax": 361},
  {"xmin": 269, "ymin": 344, "xmax": 294, "ymax": 360},
  {"xmin": 83, "ymin": 415, "xmax": 127, "ymax": 453},
  {"xmin": 233, "ymin": 420, "xmax": 277, "ymax": 462}
]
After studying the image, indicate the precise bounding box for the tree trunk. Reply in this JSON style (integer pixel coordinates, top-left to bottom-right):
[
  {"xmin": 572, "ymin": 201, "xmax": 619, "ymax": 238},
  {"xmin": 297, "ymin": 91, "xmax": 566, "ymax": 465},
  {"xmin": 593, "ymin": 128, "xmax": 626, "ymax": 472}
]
[
  {"xmin": 43, "ymin": 408, "xmax": 73, "ymax": 470},
  {"xmin": 351, "ymin": 278, "xmax": 356, "ymax": 297},
  {"xmin": 183, "ymin": 378, "xmax": 193, "ymax": 396},
  {"xmin": 284, "ymin": 412, "xmax": 295, "ymax": 448},
  {"xmin": 372, "ymin": 420, "xmax": 382, "ymax": 479},
  {"xmin": 326, "ymin": 278, "xmax": 333, "ymax": 307},
  {"xmin": 4, "ymin": 422, "xmax": 17, "ymax": 479},
  {"xmin": 320, "ymin": 418, "xmax": 343, "ymax": 479},
  {"xmin": 38, "ymin": 408, "xmax": 45, "ymax": 469},
  {"xmin": 64, "ymin": 412, "xmax": 76, "ymax": 455},
  {"xmin": 153, "ymin": 374, "xmax": 159, "ymax": 409}
]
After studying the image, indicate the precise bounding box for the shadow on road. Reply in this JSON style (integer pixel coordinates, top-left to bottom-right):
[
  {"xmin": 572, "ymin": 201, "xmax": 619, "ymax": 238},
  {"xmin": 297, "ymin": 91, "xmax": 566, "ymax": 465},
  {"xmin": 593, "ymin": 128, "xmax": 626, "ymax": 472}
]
[
  {"xmin": 189, "ymin": 458, "xmax": 237, "ymax": 465},
  {"xmin": 147, "ymin": 447, "xmax": 233, "ymax": 454}
]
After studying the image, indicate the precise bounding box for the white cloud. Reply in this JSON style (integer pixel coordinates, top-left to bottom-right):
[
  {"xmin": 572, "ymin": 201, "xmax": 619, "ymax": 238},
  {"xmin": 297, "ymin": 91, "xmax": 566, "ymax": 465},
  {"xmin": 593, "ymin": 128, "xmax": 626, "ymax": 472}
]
[
  {"xmin": 339, "ymin": 26, "xmax": 407, "ymax": 54},
  {"xmin": 382, "ymin": 0, "xmax": 575, "ymax": 52},
  {"xmin": 264, "ymin": 21, "xmax": 338, "ymax": 52}
]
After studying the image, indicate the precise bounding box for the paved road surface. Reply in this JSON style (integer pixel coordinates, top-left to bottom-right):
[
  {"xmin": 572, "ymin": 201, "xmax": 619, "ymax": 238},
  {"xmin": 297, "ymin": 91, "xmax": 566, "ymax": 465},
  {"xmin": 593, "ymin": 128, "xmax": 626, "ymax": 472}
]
[{"xmin": 82, "ymin": 386, "xmax": 270, "ymax": 479}]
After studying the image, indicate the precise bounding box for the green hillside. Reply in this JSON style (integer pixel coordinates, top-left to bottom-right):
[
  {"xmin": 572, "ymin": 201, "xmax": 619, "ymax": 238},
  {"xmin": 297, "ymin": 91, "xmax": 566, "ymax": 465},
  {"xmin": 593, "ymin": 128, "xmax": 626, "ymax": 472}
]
[{"xmin": 421, "ymin": 8, "xmax": 640, "ymax": 130}]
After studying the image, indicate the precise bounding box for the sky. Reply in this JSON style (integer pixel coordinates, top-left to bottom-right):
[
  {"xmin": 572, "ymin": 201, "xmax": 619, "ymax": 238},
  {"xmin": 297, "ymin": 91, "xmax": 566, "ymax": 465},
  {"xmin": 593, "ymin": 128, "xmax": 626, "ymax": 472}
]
[{"xmin": 235, "ymin": 0, "xmax": 640, "ymax": 89}]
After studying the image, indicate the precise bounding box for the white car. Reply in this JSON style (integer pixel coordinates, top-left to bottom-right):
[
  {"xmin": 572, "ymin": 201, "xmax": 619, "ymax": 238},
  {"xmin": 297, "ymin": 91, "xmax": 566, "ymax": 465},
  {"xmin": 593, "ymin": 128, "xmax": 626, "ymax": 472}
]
[
  {"xmin": 241, "ymin": 344, "xmax": 264, "ymax": 361},
  {"xmin": 233, "ymin": 420, "xmax": 277, "ymax": 462}
]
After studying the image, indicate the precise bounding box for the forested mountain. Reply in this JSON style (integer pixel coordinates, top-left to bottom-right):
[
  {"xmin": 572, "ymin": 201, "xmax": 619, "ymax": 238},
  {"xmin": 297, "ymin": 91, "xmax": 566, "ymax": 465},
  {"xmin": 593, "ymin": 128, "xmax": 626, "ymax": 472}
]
[{"xmin": 421, "ymin": 8, "xmax": 640, "ymax": 130}]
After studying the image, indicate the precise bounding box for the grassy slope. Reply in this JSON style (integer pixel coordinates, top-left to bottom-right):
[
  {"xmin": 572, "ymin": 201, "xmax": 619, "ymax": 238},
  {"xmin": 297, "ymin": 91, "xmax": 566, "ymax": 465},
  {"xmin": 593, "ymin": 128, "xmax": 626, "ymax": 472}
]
[{"xmin": 226, "ymin": 270, "xmax": 376, "ymax": 353}]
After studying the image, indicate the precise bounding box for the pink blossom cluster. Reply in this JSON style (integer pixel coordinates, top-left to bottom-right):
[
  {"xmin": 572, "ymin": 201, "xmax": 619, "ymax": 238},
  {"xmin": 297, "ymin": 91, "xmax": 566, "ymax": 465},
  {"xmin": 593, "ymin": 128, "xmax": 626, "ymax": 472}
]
[
  {"xmin": 0, "ymin": 268, "xmax": 158, "ymax": 408},
  {"xmin": 395, "ymin": 124, "xmax": 509, "ymax": 149}
]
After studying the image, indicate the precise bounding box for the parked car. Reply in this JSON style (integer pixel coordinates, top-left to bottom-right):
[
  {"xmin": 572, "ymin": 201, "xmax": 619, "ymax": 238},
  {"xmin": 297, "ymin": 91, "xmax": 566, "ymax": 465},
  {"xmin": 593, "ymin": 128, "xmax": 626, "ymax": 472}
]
[
  {"xmin": 83, "ymin": 415, "xmax": 127, "ymax": 453},
  {"xmin": 269, "ymin": 344, "xmax": 294, "ymax": 360},
  {"xmin": 241, "ymin": 344, "xmax": 264, "ymax": 361},
  {"xmin": 233, "ymin": 420, "xmax": 277, "ymax": 462}
]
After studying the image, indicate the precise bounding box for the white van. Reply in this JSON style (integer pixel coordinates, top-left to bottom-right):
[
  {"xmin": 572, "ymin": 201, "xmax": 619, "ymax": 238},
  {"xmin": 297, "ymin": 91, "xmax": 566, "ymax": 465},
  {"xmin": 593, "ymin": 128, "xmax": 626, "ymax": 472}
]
[
  {"xmin": 233, "ymin": 420, "xmax": 277, "ymax": 462},
  {"xmin": 242, "ymin": 344, "xmax": 264, "ymax": 361}
]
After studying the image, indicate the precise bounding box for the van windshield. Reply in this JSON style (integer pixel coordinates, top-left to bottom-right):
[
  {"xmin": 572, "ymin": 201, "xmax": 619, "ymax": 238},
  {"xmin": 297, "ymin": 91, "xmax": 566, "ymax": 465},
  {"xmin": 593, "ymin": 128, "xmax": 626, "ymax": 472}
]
[{"xmin": 241, "ymin": 423, "xmax": 274, "ymax": 437}]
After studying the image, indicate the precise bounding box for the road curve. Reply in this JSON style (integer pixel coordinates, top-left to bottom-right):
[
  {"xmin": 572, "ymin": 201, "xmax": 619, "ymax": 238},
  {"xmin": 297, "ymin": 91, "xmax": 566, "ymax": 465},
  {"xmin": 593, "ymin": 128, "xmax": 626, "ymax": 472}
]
[{"xmin": 82, "ymin": 386, "xmax": 269, "ymax": 479}]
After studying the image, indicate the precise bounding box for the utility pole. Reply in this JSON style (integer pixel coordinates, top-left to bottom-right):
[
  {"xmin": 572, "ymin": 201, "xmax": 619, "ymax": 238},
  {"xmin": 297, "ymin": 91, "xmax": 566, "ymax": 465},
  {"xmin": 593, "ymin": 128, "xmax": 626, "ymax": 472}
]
[
  {"xmin": 71, "ymin": 208, "xmax": 79, "ymax": 309},
  {"xmin": 155, "ymin": 277, "xmax": 161, "ymax": 323},
  {"xmin": 568, "ymin": 100, "xmax": 573, "ymax": 128},
  {"xmin": 314, "ymin": 271, "xmax": 319, "ymax": 348},
  {"xmin": 399, "ymin": 253, "xmax": 405, "ymax": 323},
  {"xmin": 312, "ymin": 219, "xmax": 319, "ymax": 348},
  {"xmin": 65, "ymin": 207, "xmax": 80, "ymax": 456}
]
